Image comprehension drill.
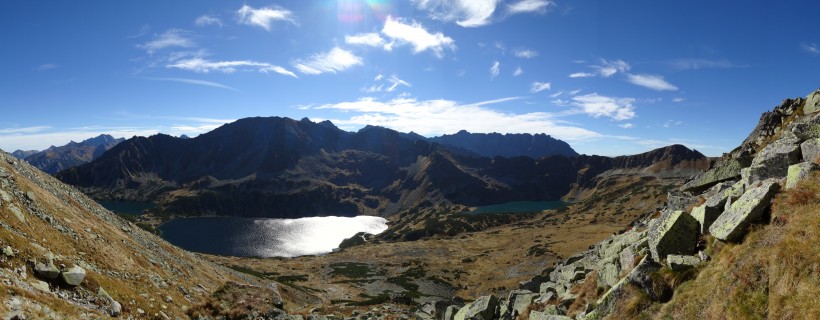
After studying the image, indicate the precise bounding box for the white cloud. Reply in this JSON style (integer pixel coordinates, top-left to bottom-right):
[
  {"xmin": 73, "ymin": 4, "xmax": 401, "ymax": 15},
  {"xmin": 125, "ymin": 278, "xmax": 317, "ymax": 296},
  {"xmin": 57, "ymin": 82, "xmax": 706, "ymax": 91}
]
[
  {"xmin": 570, "ymin": 93, "xmax": 636, "ymax": 121},
  {"xmin": 672, "ymin": 97, "xmax": 685, "ymax": 103},
  {"xmin": 662, "ymin": 120, "xmax": 683, "ymax": 128},
  {"xmin": 0, "ymin": 126, "xmax": 51, "ymax": 134},
  {"xmin": 802, "ymin": 43, "xmax": 820, "ymax": 55},
  {"xmin": 490, "ymin": 61, "xmax": 500, "ymax": 78},
  {"xmin": 292, "ymin": 47, "xmax": 363, "ymax": 75},
  {"xmin": 618, "ymin": 123, "xmax": 634, "ymax": 129},
  {"xmin": 374, "ymin": 74, "xmax": 384, "ymax": 81},
  {"xmin": 514, "ymin": 49, "xmax": 538, "ymax": 58},
  {"xmin": 345, "ymin": 33, "xmax": 389, "ymax": 50},
  {"xmin": 382, "ymin": 16, "xmax": 455, "ymax": 57},
  {"xmin": 549, "ymin": 91, "xmax": 563, "ymax": 98},
  {"xmin": 412, "ymin": 0, "xmax": 499, "ymax": 27},
  {"xmin": 137, "ymin": 29, "xmax": 195, "ymax": 55},
  {"xmin": 167, "ymin": 58, "xmax": 297, "ymax": 77},
  {"xmin": 35, "ymin": 64, "xmax": 59, "ymax": 71},
  {"xmin": 365, "ymin": 74, "xmax": 412, "ymax": 93},
  {"xmin": 626, "ymin": 73, "xmax": 678, "ymax": 91},
  {"xmin": 507, "ymin": 0, "xmax": 553, "ymax": 14},
  {"xmin": 593, "ymin": 59, "xmax": 630, "ymax": 77},
  {"xmin": 530, "ymin": 82, "xmax": 551, "ymax": 93},
  {"xmin": 195, "ymin": 15, "xmax": 223, "ymax": 27},
  {"xmin": 513, "ymin": 67, "xmax": 523, "ymax": 76},
  {"xmin": 314, "ymin": 96, "xmax": 601, "ymax": 141},
  {"xmin": 144, "ymin": 77, "xmax": 239, "ymax": 91},
  {"xmin": 668, "ymin": 58, "xmax": 744, "ymax": 70},
  {"xmin": 569, "ymin": 72, "xmax": 594, "ymax": 78},
  {"xmin": 569, "ymin": 89, "xmax": 582, "ymax": 95},
  {"xmin": 236, "ymin": 5, "xmax": 295, "ymax": 31}
]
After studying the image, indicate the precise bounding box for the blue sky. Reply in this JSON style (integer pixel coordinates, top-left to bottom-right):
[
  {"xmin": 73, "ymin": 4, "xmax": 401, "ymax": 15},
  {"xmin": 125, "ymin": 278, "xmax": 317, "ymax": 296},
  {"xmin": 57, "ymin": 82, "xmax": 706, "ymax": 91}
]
[{"xmin": 2, "ymin": 0, "xmax": 820, "ymax": 156}]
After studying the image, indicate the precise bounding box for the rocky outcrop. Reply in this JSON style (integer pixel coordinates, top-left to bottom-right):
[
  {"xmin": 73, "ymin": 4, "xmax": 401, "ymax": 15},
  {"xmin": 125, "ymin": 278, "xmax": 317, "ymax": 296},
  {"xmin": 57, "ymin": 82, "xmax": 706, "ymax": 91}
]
[
  {"xmin": 786, "ymin": 162, "xmax": 818, "ymax": 189},
  {"xmin": 648, "ymin": 210, "xmax": 698, "ymax": 261},
  {"xmin": 805, "ymin": 88, "xmax": 820, "ymax": 114},
  {"xmin": 21, "ymin": 134, "xmax": 124, "ymax": 174},
  {"xmin": 709, "ymin": 180, "xmax": 780, "ymax": 242},
  {"xmin": 453, "ymin": 295, "xmax": 498, "ymax": 320}
]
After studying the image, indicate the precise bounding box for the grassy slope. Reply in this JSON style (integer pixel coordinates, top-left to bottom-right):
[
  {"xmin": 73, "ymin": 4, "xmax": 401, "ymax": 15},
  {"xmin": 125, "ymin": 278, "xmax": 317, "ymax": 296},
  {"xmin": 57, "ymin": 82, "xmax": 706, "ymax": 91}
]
[{"xmin": 609, "ymin": 173, "xmax": 820, "ymax": 320}]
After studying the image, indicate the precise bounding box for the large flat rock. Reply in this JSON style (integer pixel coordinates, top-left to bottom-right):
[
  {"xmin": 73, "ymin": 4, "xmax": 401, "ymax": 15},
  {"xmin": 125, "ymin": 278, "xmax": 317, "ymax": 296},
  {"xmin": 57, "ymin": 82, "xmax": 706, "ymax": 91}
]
[
  {"xmin": 748, "ymin": 139, "xmax": 801, "ymax": 184},
  {"xmin": 682, "ymin": 159, "xmax": 744, "ymax": 193},
  {"xmin": 648, "ymin": 210, "xmax": 699, "ymax": 261},
  {"xmin": 709, "ymin": 180, "xmax": 780, "ymax": 242}
]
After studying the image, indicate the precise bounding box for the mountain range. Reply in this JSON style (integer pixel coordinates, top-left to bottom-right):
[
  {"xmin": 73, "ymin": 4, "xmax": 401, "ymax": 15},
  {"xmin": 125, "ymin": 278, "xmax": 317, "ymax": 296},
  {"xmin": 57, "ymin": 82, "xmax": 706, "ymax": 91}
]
[
  {"xmin": 12, "ymin": 134, "xmax": 124, "ymax": 174},
  {"xmin": 56, "ymin": 117, "xmax": 709, "ymax": 218}
]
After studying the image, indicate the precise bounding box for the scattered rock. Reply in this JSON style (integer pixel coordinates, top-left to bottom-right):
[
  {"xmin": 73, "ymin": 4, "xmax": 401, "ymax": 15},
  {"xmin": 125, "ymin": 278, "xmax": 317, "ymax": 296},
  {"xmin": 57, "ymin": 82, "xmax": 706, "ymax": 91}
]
[
  {"xmin": 786, "ymin": 162, "xmax": 818, "ymax": 189},
  {"xmin": 30, "ymin": 280, "xmax": 50, "ymax": 293},
  {"xmin": 804, "ymin": 88, "xmax": 820, "ymax": 114},
  {"xmin": 3, "ymin": 246, "xmax": 15, "ymax": 257},
  {"xmin": 747, "ymin": 139, "xmax": 801, "ymax": 184},
  {"xmin": 666, "ymin": 254, "xmax": 701, "ymax": 271},
  {"xmin": 60, "ymin": 265, "xmax": 86, "ymax": 286},
  {"xmin": 507, "ymin": 290, "xmax": 537, "ymax": 318},
  {"xmin": 98, "ymin": 287, "xmax": 122, "ymax": 317},
  {"xmin": 710, "ymin": 180, "xmax": 780, "ymax": 242},
  {"xmin": 9, "ymin": 204, "xmax": 25, "ymax": 223},
  {"xmin": 34, "ymin": 260, "xmax": 60, "ymax": 280},
  {"xmin": 800, "ymin": 138, "xmax": 820, "ymax": 163},
  {"xmin": 648, "ymin": 210, "xmax": 699, "ymax": 261},
  {"xmin": 454, "ymin": 295, "xmax": 498, "ymax": 320}
]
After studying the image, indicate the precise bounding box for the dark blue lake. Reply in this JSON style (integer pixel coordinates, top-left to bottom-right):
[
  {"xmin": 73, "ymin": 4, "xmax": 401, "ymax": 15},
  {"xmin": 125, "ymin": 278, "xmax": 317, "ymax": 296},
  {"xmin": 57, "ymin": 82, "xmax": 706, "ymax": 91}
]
[
  {"xmin": 98, "ymin": 201, "xmax": 155, "ymax": 215},
  {"xmin": 471, "ymin": 201, "xmax": 567, "ymax": 214},
  {"xmin": 158, "ymin": 216, "xmax": 388, "ymax": 258}
]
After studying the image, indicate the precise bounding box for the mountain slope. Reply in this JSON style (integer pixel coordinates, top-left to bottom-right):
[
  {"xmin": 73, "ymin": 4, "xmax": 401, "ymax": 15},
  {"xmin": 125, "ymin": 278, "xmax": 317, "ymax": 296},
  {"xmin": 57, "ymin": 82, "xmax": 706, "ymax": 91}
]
[
  {"xmin": 428, "ymin": 130, "xmax": 579, "ymax": 158},
  {"xmin": 56, "ymin": 117, "xmax": 708, "ymax": 219},
  {"xmin": 0, "ymin": 150, "xmax": 316, "ymax": 318},
  {"xmin": 21, "ymin": 134, "xmax": 124, "ymax": 174}
]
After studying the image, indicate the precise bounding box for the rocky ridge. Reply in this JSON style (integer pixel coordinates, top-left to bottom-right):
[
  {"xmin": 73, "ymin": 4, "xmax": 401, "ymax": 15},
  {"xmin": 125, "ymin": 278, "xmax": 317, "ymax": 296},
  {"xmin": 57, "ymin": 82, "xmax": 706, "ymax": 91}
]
[
  {"xmin": 16, "ymin": 134, "xmax": 124, "ymax": 174},
  {"xmin": 410, "ymin": 88, "xmax": 820, "ymax": 320}
]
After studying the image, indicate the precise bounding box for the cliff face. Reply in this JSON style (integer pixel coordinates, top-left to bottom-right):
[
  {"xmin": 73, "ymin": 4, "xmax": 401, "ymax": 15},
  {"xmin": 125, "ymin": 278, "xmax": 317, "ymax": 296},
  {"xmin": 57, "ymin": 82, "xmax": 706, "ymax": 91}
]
[{"xmin": 56, "ymin": 117, "xmax": 706, "ymax": 218}]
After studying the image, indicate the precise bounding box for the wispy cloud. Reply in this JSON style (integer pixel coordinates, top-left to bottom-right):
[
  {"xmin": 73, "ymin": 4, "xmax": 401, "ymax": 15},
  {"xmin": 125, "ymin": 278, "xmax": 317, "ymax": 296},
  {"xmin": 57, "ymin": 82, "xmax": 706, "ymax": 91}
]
[
  {"xmin": 513, "ymin": 66, "xmax": 523, "ymax": 76},
  {"xmin": 530, "ymin": 81, "xmax": 551, "ymax": 93},
  {"xmin": 292, "ymin": 47, "xmax": 363, "ymax": 75},
  {"xmin": 514, "ymin": 49, "xmax": 539, "ymax": 58},
  {"xmin": 619, "ymin": 123, "xmax": 634, "ymax": 129},
  {"xmin": 35, "ymin": 64, "xmax": 59, "ymax": 71},
  {"xmin": 236, "ymin": 5, "xmax": 295, "ymax": 31},
  {"xmin": 313, "ymin": 96, "xmax": 601, "ymax": 141},
  {"xmin": 144, "ymin": 77, "xmax": 239, "ymax": 91},
  {"xmin": 0, "ymin": 126, "xmax": 51, "ymax": 134},
  {"xmin": 569, "ymin": 93, "xmax": 636, "ymax": 121},
  {"xmin": 490, "ymin": 61, "xmax": 500, "ymax": 78},
  {"xmin": 662, "ymin": 120, "xmax": 683, "ymax": 128},
  {"xmin": 412, "ymin": 0, "xmax": 498, "ymax": 27},
  {"xmin": 593, "ymin": 59, "xmax": 630, "ymax": 77},
  {"xmin": 672, "ymin": 97, "xmax": 685, "ymax": 103},
  {"xmin": 625, "ymin": 73, "xmax": 678, "ymax": 91},
  {"xmin": 345, "ymin": 33, "xmax": 390, "ymax": 50},
  {"xmin": 667, "ymin": 58, "xmax": 745, "ymax": 70},
  {"xmin": 137, "ymin": 29, "xmax": 196, "ymax": 55},
  {"xmin": 167, "ymin": 58, "xmax": 297, "ymax": 77},
  {"xmin": 363, "ymin": 74, "xmax": 411, "ymax": 93},
  {"xmin": 195, "ymin": 15, "xmax": 223, "ymax": 27},
  {"xmin": 569, "ymin": 72, "xmax": 594, "ymax": 78},
  {"xmin": 802, "ymin": 42, "xmax": 820, "ymax": 55},
  {"xmin": 382, "ymin": 16, "xmax": 455, "ymax": 57},
  {"xmin": 507, "ymin": 0, "xmax": 553, "ymax": 14}
]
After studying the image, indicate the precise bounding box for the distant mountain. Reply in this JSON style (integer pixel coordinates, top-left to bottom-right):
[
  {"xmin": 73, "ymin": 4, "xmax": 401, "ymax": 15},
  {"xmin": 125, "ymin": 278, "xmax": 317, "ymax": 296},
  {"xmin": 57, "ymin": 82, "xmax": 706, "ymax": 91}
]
[
  {"xmin": 56, "ymin": 117, "xmax": 708, "ymax": 219},
  {"xmin": 23, "ymin": 134, "xmax": 124, "ymax": 174},
  {"xmin": 429, "ymin": 130, "xmax": 579, "ymax": 158},
  {"xmin": 11, "ymin": 149, "xmax": 38, "ymax": 159}
]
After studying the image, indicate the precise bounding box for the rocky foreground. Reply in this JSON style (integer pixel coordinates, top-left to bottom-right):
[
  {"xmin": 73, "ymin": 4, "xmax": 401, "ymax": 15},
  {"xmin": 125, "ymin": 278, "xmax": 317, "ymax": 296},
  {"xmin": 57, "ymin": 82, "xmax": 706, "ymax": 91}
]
[{"xmin": 409, "ymin": 89, "xmax": 820, "ymax": 319}]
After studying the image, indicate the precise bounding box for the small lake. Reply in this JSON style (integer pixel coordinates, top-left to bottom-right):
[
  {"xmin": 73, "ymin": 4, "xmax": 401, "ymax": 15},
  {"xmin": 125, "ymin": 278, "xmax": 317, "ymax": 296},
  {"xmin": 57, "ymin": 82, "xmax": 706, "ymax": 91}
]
[
  {"xmin": 158, "ymin": 216, "xmax": 388, "ymax": 258},
  {"xmin": 98, "ymin": 201, "xmax": 155, "ymax": 215},
  {"xmin": 471, "ymin": 201, "xmax": 567, "ymax": 214}
]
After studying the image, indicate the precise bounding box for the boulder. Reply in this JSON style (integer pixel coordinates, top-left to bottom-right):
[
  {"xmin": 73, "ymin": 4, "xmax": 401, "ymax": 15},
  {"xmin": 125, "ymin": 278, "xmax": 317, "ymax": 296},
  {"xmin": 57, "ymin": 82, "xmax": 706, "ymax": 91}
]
[
  {"xmin": 800, "ymin": 138, "xmax": 820, "ymax": 163},
  {"xmin": 443, "ymin": 305, "xmax": 459, "ymax": 320},
  {"xmin": 31, "ymin": 280, "xmax": 50, "ymax": 293},
  {"xmin": 627, "ymin": 256, "xmax": 667, "ymax": 301},
  {"xmin": 710, "ymin": 180, "xmax": 780, "ymax": 242},
  {"xmin": 2, "ymin": 246, "xmax": 14, "ymax": 257},
  {"xmin": 682, "ymin": 159, "xmax": 744, "ymax": 193},
  {"xmin": 528, "ymin": 311, "xmax": 570, "ymax": 320},
  {"xmin": 805, "ymin": 88, "xmax": 820, "ymax": 114},
  {"xmin": 454, "ymin": 295, "xmax": 498, "ymax": 320},
  {"xmin": 648, "ymin": 210, "xmax": 699, "ymax": 261},
  {"xmin": 786, "ymin": 162, "xmax": 818, "ymax": 189},
  {"xmin": 508, "ymin": 291, "xmax": 537, "ymax": 318},
  {"xmin": 691, "ymin": 189, "xmax": 729, "ymax": 235},
  {"xmin": 98, "ymin": 287, "xmax": 122, "ymax": 317},
  {"xmin": 60, "ymin": 265, "xmax": 86, "ymax": 286},
  {"xmin": 791, "ymin": 112, "xmax": 820, "ymax": 140},
  {"xmin": 35, "ymin": 261, "xmax": 60, "ymax": 280},
  {"xmin": 747, "ymin": 139, "xmax": 801, "ymax": 184},
  {"xmin": 666, "ymin": 255, "xmax": 701, "ymax": 271}
]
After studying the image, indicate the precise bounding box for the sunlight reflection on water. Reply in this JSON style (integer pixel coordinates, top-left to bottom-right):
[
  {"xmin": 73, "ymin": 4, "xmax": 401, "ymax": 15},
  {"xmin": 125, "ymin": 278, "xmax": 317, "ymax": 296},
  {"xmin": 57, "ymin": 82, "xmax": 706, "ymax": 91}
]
[{"xmin": 159, "ymin": 216, "xmax": 388, "ymax": 258}]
